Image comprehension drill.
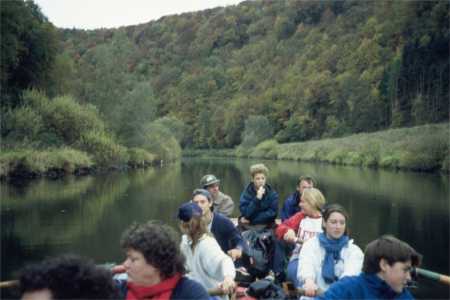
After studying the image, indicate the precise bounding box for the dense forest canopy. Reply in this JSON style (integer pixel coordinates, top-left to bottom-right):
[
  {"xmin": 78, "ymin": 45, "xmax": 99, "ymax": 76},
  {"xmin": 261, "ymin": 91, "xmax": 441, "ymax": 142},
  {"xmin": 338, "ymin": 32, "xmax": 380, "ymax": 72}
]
[{"xmin": 2, "ymin": 0, "xmax": 449, "ymax": 153}]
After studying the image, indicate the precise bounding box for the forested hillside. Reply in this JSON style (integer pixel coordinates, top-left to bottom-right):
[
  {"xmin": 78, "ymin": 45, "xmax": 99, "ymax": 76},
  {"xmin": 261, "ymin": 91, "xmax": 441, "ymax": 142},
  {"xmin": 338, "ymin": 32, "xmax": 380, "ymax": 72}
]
[
  {"xmin": 1, "ymin": 0, "xmax": 448, "ymax": 177},
  {"xmin": 57, "ymin": 0, "xmax": 448, "ymax": 148}
]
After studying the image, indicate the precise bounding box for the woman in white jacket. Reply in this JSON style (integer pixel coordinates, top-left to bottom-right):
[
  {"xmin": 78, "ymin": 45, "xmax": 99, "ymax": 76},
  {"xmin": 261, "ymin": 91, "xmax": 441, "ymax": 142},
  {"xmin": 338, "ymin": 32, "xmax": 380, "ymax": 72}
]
[
  {"xmin": 298, "ymin": 204, "xmax": 363, "ymax": 298},
  {"xmin": 178, "ymin": 202, "xmax": 236, "ymax": 299}
]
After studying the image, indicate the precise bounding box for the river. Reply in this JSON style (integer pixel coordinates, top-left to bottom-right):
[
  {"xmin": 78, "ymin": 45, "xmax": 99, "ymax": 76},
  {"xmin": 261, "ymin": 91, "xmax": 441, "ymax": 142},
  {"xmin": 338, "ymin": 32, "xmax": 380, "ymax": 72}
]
[{"xmin": 1, "ymin": 157, "xmax": 449, "ymax": 298}]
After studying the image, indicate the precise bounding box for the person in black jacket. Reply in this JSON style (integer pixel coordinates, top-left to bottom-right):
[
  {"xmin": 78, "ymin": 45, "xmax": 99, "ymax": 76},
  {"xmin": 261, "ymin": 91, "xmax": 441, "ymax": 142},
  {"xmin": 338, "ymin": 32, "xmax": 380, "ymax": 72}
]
[
  {"xmin": 191, "ymin": 188, "xmax": 248, "ymax": 262},
  {"xmin": 280, "ymin": 175, "xmax": 315, "ymax": 221},
  {"xmin": 239, "ymin": 163, "xmax": 278, "ymax": 227}
]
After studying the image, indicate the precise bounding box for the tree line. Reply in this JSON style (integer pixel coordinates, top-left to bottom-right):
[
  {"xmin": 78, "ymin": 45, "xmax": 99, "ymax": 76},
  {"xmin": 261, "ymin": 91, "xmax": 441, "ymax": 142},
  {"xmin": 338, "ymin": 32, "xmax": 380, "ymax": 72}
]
[{"xmin": 1, "ymin": 0, "xmax": 448, "ymax": 157}]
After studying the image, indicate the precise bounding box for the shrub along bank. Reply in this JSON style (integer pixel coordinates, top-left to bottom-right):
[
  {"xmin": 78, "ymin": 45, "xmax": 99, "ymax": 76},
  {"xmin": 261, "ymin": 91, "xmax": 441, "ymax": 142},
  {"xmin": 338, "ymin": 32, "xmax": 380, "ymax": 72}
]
[
  {"xmin": 0, "ymin": 91, "xmax": 180, "ymax": 180},
  {"xmin": 183, "ymin": 123, "xmax": 449, "ymax": 173}
]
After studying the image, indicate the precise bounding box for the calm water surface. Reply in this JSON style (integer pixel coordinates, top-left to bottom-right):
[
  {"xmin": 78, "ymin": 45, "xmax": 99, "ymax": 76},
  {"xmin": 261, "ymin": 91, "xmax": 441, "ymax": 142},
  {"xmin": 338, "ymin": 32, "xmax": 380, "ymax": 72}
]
[{"xmin": 1, "ymin": 158, "xmax": 449, "ymax": 298}]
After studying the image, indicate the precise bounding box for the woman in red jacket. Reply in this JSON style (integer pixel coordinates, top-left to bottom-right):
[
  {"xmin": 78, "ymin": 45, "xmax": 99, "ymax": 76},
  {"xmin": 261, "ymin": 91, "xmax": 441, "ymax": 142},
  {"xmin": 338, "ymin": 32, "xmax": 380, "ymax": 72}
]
[{"xmin": 273, "ymin": 187, "xmax": 326, "ymax": 286}]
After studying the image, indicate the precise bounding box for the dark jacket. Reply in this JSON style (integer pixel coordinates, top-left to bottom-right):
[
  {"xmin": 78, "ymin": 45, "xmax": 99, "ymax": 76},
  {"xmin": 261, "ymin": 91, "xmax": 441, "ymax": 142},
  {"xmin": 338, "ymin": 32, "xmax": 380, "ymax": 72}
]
[
  {"xmin": 280, "ymin": 191, "xmax": 301, "ymax": 221},
  {"xmin": 316, "ymin": 273, "xmax": 414, "ymax": 300},
  {"xmin": 239, "ymin": 183, "xmax": 278, "ymax": 225},
  {"xmin": 211, "ymin": 212, "xmax": 249, "ymax": 254},
  {"xmin": 115, "ymin": 276, "xmax": 209, "ymax": 300}
]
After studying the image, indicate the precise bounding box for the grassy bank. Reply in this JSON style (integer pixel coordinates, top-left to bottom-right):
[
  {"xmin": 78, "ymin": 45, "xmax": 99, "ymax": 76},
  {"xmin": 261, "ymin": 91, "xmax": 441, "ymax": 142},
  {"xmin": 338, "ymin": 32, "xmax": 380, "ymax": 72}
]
[
  {"xmin": 0, "ymin": 147, "xmax": 159, "ymax": 180},
  {"xmin": 183, "ymin": 123, "xmax": 449, "ymax": 173}
]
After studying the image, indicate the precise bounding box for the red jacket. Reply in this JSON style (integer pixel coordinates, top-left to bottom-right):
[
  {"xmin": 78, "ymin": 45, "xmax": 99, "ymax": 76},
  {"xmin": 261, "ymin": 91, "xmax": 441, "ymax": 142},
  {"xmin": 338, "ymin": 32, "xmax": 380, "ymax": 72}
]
[{"xmin": 275, "ymin": 211, "xmax": 306, "ymax": 240}]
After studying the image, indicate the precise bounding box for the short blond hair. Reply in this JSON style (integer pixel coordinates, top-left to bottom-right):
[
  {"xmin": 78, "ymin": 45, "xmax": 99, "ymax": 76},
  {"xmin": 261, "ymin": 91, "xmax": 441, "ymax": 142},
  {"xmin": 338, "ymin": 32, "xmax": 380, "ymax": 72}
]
[
  {"xmin": 302, "ymin": 188, "xmax": 326, "ymax": 212},
  {"xmin": 250, "ymin": 163, "xmax": 269, "ymax": 178}
]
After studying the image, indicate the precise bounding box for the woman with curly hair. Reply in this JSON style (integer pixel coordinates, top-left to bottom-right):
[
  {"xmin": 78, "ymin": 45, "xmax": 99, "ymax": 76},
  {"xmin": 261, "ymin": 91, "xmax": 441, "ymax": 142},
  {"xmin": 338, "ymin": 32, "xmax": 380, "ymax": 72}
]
[
  {"xmin": 178, "ymin": 202, "xmax": 236, "ymax": 300},
  {"xmin": 115, "ymin": 221, "xmax": 209, "ymax": 300}
]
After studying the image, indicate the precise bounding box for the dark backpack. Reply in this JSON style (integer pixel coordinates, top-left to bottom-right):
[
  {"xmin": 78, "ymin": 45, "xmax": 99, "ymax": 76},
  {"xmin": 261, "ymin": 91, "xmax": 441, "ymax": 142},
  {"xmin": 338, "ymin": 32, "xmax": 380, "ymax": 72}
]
[
  {"xmin": 246, "ymin": 279, "xmax": 286, "ymax": 299},
  {"xmin": 241, "ymin": 228, "xmax": 275, "ymax": 279}
]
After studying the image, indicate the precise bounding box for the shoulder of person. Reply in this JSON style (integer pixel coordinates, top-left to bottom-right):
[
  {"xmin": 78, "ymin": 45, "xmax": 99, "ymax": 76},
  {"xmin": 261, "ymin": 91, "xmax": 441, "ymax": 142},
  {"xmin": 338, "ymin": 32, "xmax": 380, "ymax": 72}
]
[
  {"xmin": 213, "ymin": 213, "xmax": 234, "ymax": 227},
  {"xmin": 181, "ymin": 234, "xmax": 189, "ymax": 244},
  {"xmin": 222, "ymin": 192, "xmax": 233, "ymax": 200},
  {"xmin": 344, "ymin": 239, "xmax": 364, "ymax": 255},
  {"xmin": 172, "ymin": 277, "xmax": 209, "ymax": 300},
  {"xmin": 285, "ymin": 192, "xmax": 297, "ymax": 202}
]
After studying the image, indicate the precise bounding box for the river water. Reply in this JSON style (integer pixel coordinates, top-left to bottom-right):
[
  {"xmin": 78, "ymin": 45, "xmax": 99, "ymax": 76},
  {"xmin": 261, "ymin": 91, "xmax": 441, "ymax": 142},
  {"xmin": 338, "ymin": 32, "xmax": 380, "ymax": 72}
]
[{"xmin": 1, "ymin": 157, "xmax": 449, "ymax": 298}]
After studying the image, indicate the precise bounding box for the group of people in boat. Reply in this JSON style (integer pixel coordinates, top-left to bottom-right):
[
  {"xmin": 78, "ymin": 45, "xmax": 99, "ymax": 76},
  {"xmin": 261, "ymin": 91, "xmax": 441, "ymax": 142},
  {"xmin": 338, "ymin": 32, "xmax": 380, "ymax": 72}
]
[{"xmin": 17, "ymin": 163, "xmax": 422, "ymax": 300}]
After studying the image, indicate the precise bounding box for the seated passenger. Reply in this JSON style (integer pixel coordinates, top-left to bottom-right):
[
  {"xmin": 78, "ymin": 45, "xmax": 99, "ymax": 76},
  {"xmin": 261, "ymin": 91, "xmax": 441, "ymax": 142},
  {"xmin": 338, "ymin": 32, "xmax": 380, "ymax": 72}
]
[
  {"xmin": 178, "ymin": 202, "xmax": 236, "ymax": 299},
  {"xmin": 19, "ymin": 254, "xmax": 118, "ymax": 300},
  {"xmin": 298, "ymin": 204, "xmax": 363, "ymax": 297},
  {"xmin": 191, "ymin": 188, "xmax": 248, "ymax": 262},
  {"xmin": 274, "ymin": 187, "xmax": 326, "ymax": 285},
  {"xmin": 239, "ymin": 163, "xmax": 278, "ymax": 228},
  {"xmin": 280, "ymin": 176, "xmax": 315, "ymax": 221},
  {"xmin": 116, "ymin": 221, "xmax": 209, "ymax": 300},
  {"xmin": 317, "ymin": 235, "xmax": 422, "ymax": 299},
  {"xmin": 200, "ymin": 174, "xmax": 234, "ymax": 217}
]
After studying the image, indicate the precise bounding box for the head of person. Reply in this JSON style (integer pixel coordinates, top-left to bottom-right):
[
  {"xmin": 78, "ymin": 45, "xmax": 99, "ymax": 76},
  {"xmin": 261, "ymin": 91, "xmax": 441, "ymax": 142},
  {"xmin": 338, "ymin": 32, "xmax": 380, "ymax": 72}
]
[
  {"xmin": 299, "ymin": 187, "xmax": 326, "ymax": 216},
  {"xmin": 297, "ymin": 176, "xmax": 315, "ymax": 194},
  {"xmin": 178, "ymin": 202, "xmax": 208, "ymax": 247},
  {"xmin": 19, "ymin": 255, "xmax": 117, "ymax": 300},
  {"xmin": 192, "ymin": 188, "xmax": 213, "ymax": 215},
  {"xmin": 363, "ymin": 235, "xmax": 422, "ymax": 293},
  {"xmin": 322, "ymin": 204, "xmax": 349, "ymax": 240},
  {"xmin": 250, "ymin": 163, "xmax": 269, "ymax": 189},
  {"xmin": 120, "ymin": 221, "xmax": 186, "ymax": 286},
  {"xmin": 200, "ymin": 174, "xmax": 220, "ymax": 197}
]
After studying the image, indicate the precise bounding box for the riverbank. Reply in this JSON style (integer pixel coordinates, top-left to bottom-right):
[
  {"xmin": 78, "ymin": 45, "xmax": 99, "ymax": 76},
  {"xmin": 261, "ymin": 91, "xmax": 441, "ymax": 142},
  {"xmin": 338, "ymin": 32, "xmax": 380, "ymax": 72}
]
[
  {"xmin": 184, "ymin": 123, "xmax": 449, "ymax": 173},
  {"xmin": 0, "ymin": 147, "xmax": 159, "ymax": 180}
]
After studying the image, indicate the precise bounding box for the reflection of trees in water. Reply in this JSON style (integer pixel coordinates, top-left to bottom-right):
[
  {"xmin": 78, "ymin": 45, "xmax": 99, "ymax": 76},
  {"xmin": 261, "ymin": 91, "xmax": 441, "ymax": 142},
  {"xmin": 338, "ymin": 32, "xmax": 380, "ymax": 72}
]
[
  {"xmin": 127, "ymin": 167, "xmax": 157, "ymax": 189},
  {"xmin": 1, "ymin": 176, "xmax": 94, "ymax": 208},
  {"xmin": 2, "ymin": 175, "xmax": 130, "ymax": 247},
  {"xmin": 1, "ymin": 220, "xmax": 53, "ymax": 285},
  {"xmin": 274, "ymin": 160, "xmax": 448, "ymax": 211}
]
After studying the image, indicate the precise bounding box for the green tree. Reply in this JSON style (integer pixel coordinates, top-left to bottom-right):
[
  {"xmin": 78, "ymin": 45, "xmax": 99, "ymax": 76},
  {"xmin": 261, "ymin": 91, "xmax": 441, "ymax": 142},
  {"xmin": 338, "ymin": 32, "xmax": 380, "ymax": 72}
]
[
  {"xmin": 241, "ymin": 115, "xmax": 273, "ymax": 147},
  {"xmin": 0, "ymin": 0, "xmax": 58, "ymax": 107}
]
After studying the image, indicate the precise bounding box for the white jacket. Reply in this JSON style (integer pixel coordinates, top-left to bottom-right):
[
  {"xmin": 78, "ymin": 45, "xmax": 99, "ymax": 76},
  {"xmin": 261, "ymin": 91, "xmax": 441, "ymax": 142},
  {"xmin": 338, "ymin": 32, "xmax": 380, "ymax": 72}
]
[
  {"xmin": 297, "ymin": 235, "xmax": 363, "ymax": 292},
  {"xmin": 180, "ymin": 234, "xmax": 235, "ymax": 299}
]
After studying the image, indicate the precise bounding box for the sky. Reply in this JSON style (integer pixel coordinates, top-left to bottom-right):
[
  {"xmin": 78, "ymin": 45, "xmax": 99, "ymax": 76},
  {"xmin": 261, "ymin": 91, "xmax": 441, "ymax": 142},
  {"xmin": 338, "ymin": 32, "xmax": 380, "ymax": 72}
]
[{"xmin": 34, "ymin": 0, "xmax": 246, "ymax": 30}]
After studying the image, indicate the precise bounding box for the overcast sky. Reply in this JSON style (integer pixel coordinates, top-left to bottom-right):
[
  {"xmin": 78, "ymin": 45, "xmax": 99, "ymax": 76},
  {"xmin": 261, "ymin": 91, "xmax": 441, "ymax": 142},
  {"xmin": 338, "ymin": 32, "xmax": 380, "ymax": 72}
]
[{"xmin": 34, "ymin": 0, "xmax": 245, "ymax": 30}]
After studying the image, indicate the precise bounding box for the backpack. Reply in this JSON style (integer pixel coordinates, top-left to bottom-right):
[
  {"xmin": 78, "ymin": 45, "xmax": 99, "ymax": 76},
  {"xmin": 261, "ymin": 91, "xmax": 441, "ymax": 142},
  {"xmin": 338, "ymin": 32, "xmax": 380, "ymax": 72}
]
[
  {"xmin": 241, "ymin": 228, "xmax": 275, "ymax": 279},
  {"xmin": 246, "ymin": 279, "xmax": 286, "ymax": 300}
]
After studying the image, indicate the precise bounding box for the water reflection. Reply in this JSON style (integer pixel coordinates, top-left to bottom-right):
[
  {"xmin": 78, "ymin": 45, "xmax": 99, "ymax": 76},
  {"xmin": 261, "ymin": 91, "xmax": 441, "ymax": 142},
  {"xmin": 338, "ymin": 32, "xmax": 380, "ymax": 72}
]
[{"xmin": 1, "ymin": 158, "xmax": 448, "ymax": 299}]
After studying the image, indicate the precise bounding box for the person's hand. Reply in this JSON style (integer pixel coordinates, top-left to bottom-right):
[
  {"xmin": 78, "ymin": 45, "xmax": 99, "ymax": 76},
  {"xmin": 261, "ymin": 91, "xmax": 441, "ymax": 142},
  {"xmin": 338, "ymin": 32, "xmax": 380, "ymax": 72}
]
[
  {"xmin": 256, "ymin": 186, "xmax": 265, "ymax": 199},
  {"xmin": 111, "ymin": 264, "xmax": 126, "ymax": 274},
  {"xmin": 283, "ymin": 229, "xmax": 296, "ymax": 243},
  {"xmin": 227, "ymin": 248, "xmax": 242, "ymax": 261},
  {"xmin": 240, "ymin": 217, "xmax": 250, "ymax": 224},
  {"xmin": 220, "ymin": 276, "xmax": 236, "ymax": 294},
  {"xmin": 303, "ymin": 278, "xmax": 318, "ymax": 297}
]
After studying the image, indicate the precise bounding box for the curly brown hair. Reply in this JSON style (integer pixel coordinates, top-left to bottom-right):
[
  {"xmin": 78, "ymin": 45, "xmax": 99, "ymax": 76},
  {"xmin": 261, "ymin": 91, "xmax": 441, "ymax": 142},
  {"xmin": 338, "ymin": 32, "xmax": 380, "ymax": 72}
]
[{"xmin": 120, "ymin": 221, "xmax": 186, "ymax": 279}]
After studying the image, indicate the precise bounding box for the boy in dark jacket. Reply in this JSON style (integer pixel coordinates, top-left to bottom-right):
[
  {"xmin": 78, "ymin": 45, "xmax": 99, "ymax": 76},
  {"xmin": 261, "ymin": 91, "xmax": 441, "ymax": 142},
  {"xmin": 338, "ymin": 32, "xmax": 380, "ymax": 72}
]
[
  {"xmin": 317, "ymin": 235, "xmax": 422, "ymax": 300},
  {"xmin": 239, "ymin": 163, "xmax": 278, "ymax": 227}
]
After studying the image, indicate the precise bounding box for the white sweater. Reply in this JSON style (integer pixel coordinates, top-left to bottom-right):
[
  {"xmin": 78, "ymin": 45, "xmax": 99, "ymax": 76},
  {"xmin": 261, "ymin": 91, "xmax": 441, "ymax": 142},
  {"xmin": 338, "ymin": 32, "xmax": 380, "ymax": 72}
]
[
  {"xmin": 297, "ymin": 235, "xmax": 364, "ymax": 292},
  {"xmin": 180, "ymin": 234, "xmax": 235, "ymax": 298}
]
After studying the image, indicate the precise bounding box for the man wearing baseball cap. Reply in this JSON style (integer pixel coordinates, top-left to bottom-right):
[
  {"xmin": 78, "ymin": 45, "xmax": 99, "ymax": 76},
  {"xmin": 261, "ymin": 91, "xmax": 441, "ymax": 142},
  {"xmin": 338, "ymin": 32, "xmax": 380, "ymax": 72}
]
[{"xmin": 200, "ymin": 174, "xmax": 234, "ymax": 217}]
